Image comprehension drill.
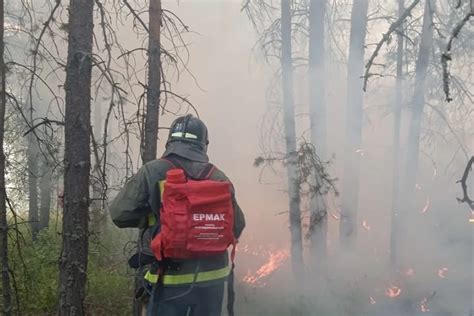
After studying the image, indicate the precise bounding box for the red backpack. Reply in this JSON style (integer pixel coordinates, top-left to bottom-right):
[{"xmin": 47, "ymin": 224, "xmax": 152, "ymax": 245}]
[{"xmin": 150, "ymin": 161, "xmax": 236, "ymax": 261}]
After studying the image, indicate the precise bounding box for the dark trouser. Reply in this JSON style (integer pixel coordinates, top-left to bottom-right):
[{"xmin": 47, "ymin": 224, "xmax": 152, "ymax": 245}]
[{"xmin": 147, "ymin": 282, "xmax": 224, "ymax": 316}]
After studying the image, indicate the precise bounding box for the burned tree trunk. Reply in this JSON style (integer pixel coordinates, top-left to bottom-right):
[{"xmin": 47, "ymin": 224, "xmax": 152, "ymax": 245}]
[
  {"xmin": 135, "ymin": 1, "xmax": 162, "ymax": 314},
  {"xmin": 27, "ymin": 135, "xmax": 39, "ymax": 239},
  {"xmin": 390, "ymin": 0, "xmax": 405, "ymax": 267},
  {"xmin": 39, "ymin": 157, "xmax": 52, "ymax": 232},
  {"xmin": 0, "ymin": 0, "xmax": 12, "ymax": 313},
  {"xmin": 281, "ymin": 0, "xmax": 303, "ymax": 281},
  {"xmin": 403, "ymin": 0, "xmax": 433, "ymax": 219},
  {"xmin": 58, "ymin": 0, "xmax": 94, "ymax": 314},
  {"xmin": 340, "ymin": 0, "xmax": 369, "ymax": 247},
  {"xmin": 142, "ymin": 0, "xmax": 162, "ymax": 163},
  {"xmin": 308, "ymin": 0, "xmax": 328, "ymax": 266}
]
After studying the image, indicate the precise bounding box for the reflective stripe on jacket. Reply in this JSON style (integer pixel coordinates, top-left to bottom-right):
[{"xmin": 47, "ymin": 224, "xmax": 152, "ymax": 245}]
[{"xmin": 145, "ymin": 266, "xmax": 230, "ymax": 286}]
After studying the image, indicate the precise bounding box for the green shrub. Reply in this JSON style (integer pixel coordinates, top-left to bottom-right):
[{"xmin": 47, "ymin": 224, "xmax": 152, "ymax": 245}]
[{"xmin": 5, "ymin": 221, "xmax": 134, "ymax": 315}]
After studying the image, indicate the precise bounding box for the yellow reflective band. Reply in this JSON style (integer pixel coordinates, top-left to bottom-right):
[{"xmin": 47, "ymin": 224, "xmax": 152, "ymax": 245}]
[
  {"xmin": 144, "ymin": 271, "xmax": 159, "ymax": 284},
  {"xmin": 162, "ymin": 266, "xmax": 230, "ymax": 285},
  {"xmin": 148, "ymin": 214, "xmax": 156, "ymax": 226},
  {"xmin": 171, "ymin": 132, "xmax": 198, "ymax": 139},
  {"xmin": 159, "ymin": 180, "xmax": 166, "ymax": 199}
]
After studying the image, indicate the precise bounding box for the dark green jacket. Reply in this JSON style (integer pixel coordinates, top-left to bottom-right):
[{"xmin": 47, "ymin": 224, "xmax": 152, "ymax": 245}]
[{"xmin": 109, "ymin": 153, "xmax": 246, "ymax": 276}]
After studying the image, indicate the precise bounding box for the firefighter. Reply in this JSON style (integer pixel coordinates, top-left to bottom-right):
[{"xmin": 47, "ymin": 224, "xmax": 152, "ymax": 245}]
[{"xmin": 110, "ymin": 114, "xmax": 246, "ymax": 316}]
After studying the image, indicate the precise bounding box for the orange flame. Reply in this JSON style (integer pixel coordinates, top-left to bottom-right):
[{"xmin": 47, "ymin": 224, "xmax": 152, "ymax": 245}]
[
  {"xmin": 420, "ymin": 197, "xmax": 430, "ymax": 214},
  {"xmin": 420, "ymin": 297, "xmax": 430, "ymax": 312},
  {"xmin": 404, "ymin": 268, "xmax": 415, "ymax": 277},
  {"xmin": 369, "ymin": 296, "xmax": 376, "ymax": 305},
  {"xmin": 243, "ymin": 249, "xmax": 290, "ymax": 287},
  {"xmin": 385, "ymin": 285, "xmax": 402, "ymax": 298},
  {"xmin": 437, "ymin": 267, "xmax": 448, "ymax": 279},
  {"xmin": 362, "ymin": 220, "xmax": 371, "ymax": 231}
]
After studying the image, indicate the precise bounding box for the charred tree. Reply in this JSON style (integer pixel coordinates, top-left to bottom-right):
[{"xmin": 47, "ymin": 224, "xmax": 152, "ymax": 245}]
[
  {"xmin": 308, "ymin": 0, "xmax": 328, "ymax": 266},
  {"xmin": 281, "ymin": 0, "xmax": 303, "ymax": 281},
  {"xmin": 135, "ymin": 1, "xmax": 162, "ymax": 314},
  {"xmin": 340, "ymin": 0, "xmax": 369, "ymax": 247},
  {"xmin": 39, "ymin": 157, "xmax": 52, "ymax": 231},
  {"xmin": 58, "ymin": 0, "xmax": 94, "ymax": 314},
  {"xmin": 27, "ymin": 135, "xmax": 39, "ymax": 239},
  {"xmin": 390, "ymin": 0, "xmax": 405, "ymax": 267},
  {"xmin": 403, "ymin": 0, "xmax": 433, "ymax": 218},
  {"xmin": 0, "ymin": 0, "xmax": 12, "ymax": 313},
  {"xmin": 142, "ymin": 0, "xmax": 162, "ymax": 163}
]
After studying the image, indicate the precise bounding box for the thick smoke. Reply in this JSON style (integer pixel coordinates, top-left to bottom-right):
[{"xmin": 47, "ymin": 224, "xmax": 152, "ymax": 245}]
[{"xmin": 105, "ymin": 1, "xmax": 472, "ymax": 315}]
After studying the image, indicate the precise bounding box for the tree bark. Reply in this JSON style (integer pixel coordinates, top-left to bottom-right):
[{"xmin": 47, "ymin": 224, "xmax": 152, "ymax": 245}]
[
  {"xmin": 0, "ymin": 0, "xmax": 13, "ymax": 313},
  {"xmin": 340, "ymin": 0, "xmax": 369, "ymax": 248},
  {"xmin": 390, "ymin": 0, "xmax": 405, "ymax": 267},
  {"xmin": 58, "ymin": 0, "xmax": 94, "ymax": 314},
  {"xmin": 281, "ymin": 0, "xmax": 303, "ymax": 281},
  {"xmin": 39, "ymin": 157, "xmax": 52, "ymax": 232},
  {"xmin": 402, "ymin": 0, "xmax": 433, "ymax": 223},
  {"xmin": 135, "ymin": 1, "xmax": 161, "ymax": 314},
  {"xmin": 91, "ymin": 102, "xmax": 105, "ymax": 235},
  {"xmin": 27, "ymin": 135, "xmax": 39, "ymax": 239},
  {"xmin": 308, "ymin": 0, "xmax": 328, "ymax": 267},
  {"xmin": 142, "ymin": 0, "xmax": 162, "ymax": 164}
]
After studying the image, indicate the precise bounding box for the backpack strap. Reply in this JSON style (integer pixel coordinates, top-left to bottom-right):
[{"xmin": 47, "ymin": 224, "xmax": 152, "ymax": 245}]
[
  {"xmin": 198, "ymin": 163, "xmax": 215, "ymax": 180},
  {"xmin": 162, "ymin": 156, "xmax": 215, "ymax": 180},
  {"xmin": 159, "ymin": 157, "xmax": 176, "ymax": 169}
]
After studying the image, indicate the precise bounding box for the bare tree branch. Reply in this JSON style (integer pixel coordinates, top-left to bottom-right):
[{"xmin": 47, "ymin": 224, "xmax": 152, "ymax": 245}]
[
  {"xmin": 457, "ymin": 156, "xmax": 474, "ymax": 210},
  {"xmin": 441, "ymin": 11, "xmax": 473, "ymax": 102},
  {"xmin": 22, "ymin": 118, "xmax": 64, "ymax": 136},
  {"xmin": 363, "ymin": 0, "xmax": 422, "ymax": 91}
]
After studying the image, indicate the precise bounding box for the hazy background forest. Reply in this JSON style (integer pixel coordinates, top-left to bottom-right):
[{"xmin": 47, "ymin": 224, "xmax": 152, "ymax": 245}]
[{"xmin": 0, "ymin": 0, "xmax": 472, "ymax": 315}]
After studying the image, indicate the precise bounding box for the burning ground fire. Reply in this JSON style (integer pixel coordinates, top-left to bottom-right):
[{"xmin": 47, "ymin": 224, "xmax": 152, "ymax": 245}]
[
  {"xmin": 368, "ymin": 284, "xmax": 402, "ymax": 307},
  {"xmin": 385, "ymin": 285, "xmax": 402, "ymax": 298},
  {"xmin": 437, "ymin": 267, "xmax": 448, "ymax": 279},
  {"xmin": 240, "ymin": 245, "xmax": 290, "ymax": 287},
  {"xmin": 420, "ymin": 297, "xmax": 430, "ymax": 312},
  {"xmin": 367, "ymin": 266, "xmax": 445, "ymax": 311}
]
